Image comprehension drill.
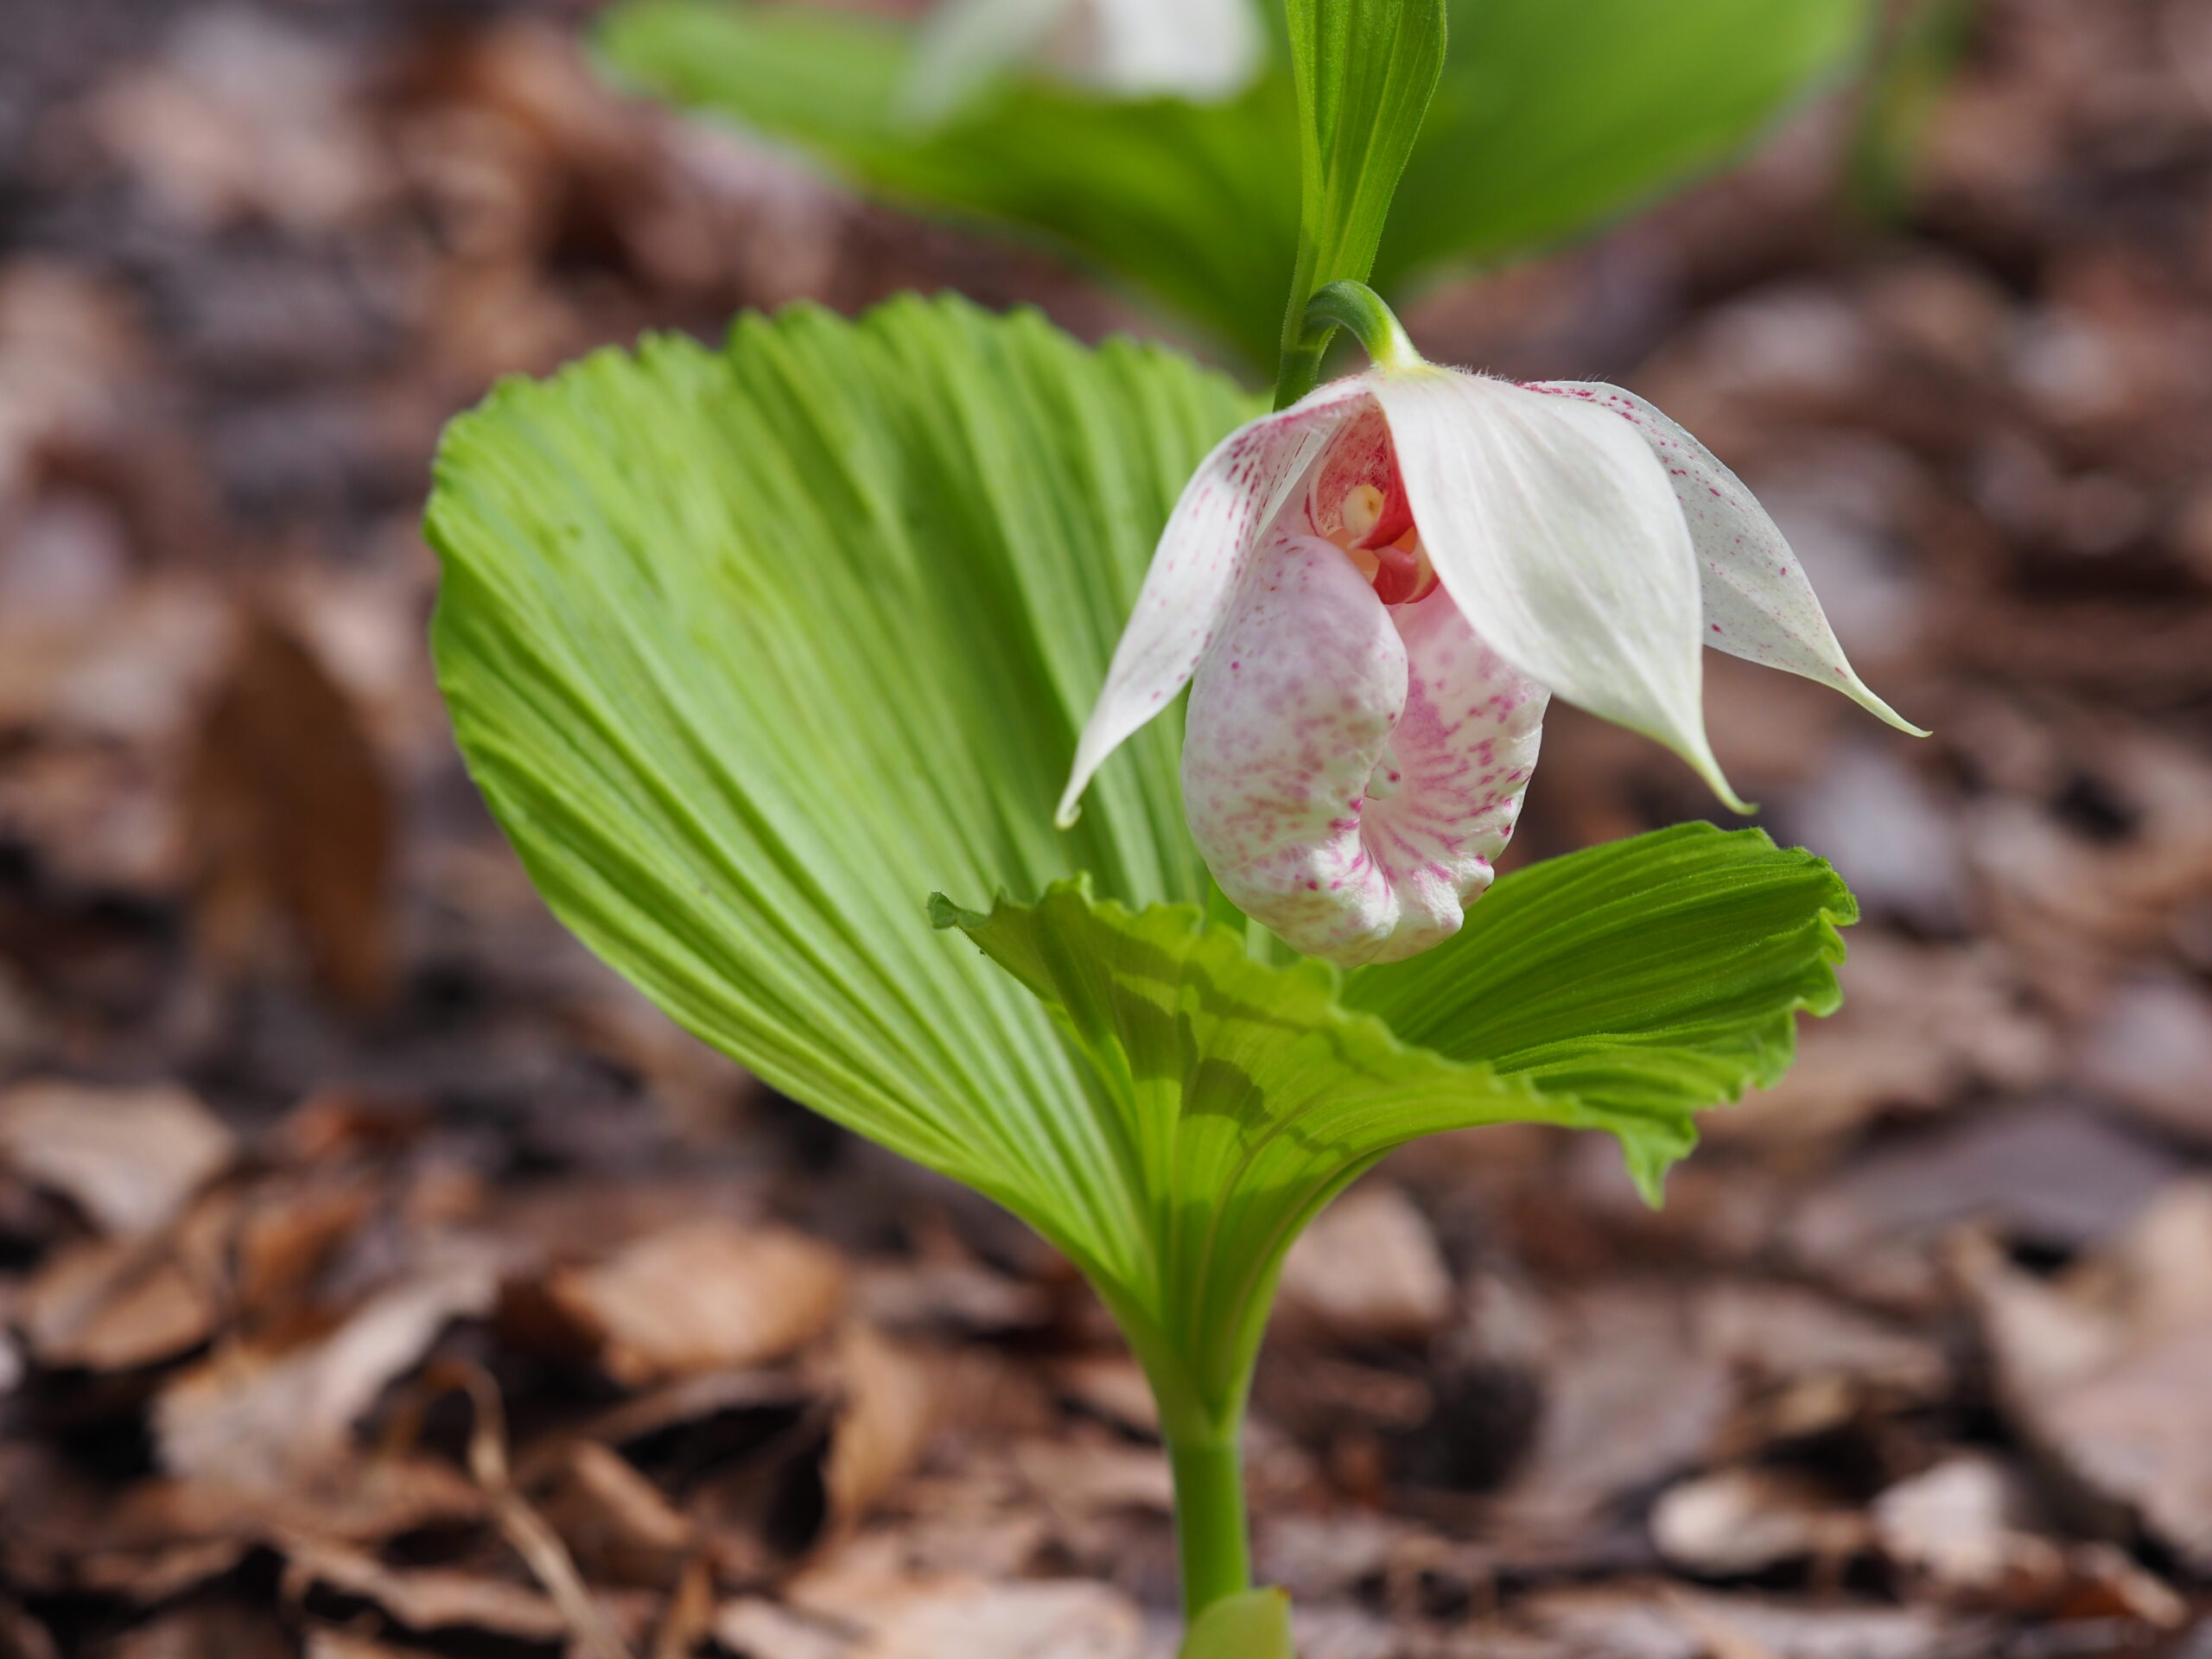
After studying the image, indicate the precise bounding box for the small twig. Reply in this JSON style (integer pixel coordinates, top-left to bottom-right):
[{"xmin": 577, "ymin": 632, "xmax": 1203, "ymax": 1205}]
[
  {"xmin": 652, "ymin": 1554, "xmax": 716, "ymax": 1659},
  {"xmin": 403, "ymin": 1359, "xmax": 636, "ymax": 1659}
]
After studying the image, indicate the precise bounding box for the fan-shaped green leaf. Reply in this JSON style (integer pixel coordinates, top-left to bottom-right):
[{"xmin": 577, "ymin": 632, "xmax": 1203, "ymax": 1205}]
[
  {"xmin": 1340, "ymin": 823, "xmax": 1857, "ymax": 1197},
  {"xmin": 930, "ymin": 827, "xmax": 1851, "ymax": 1409},
  {"xmin": 931, "ymin": 877, "xmax": 1529, "ymax": 1425},
  {"xmin": 429, "ymin": 296, "xmax": 1252, "ymax": 1306}
]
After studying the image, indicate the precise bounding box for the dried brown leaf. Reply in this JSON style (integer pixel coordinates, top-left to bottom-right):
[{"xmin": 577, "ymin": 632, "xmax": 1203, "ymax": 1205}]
[
  {"xmin": 1487, "ymin": 1285, "xmax": 1736, "ymax": 1538},
  {"xmin": 0, "ymin": 1601, "xmax": 57, "ymax": 1659},
  {"xmin": 19, "ymin": 1241, "xmax": 220, "ymax": 1371},
  {"xmin": 785, "ymin": 1543, "xmax": 1141, "ymax": 1659},
  {"xmin": 156, "ymin": 1252, "xmax": 500, "ymax": 1486},
  {"xmin": 1871, "ymin": 1453, "xmax": 2186, "ymax": 1626},
  {"xmin": 185, "ymin": 605, "xmax": 394, "ymax": 1009},
  {"xmin": 713, "ymin": 1598, "xmax": 851, "ymax": 1659},
  {"xmin": 1277, "ymin": 1182, "xmax": 1454, "ymax": 1346},
  {"xmin": 0, "ymin": 1080, "xmax": 233, "ymax": 1236},
  {"xmin": 549, "ymin": 1218, "xmax": 846, "ymax": 1386},
  {"xmin": 279, "ymin": 1538, "xmax": 573, "ymax": 1646},
  {"xmin": 823, "ymin": 1323, "xmax": 943, "ymax": 1539},
  {"xmin": 113, "ymin": 1455, "xmax": 482, "ymax": 1548},
  {"xmin": 1963, "ymin": 1181, "xmax": 2212, "ymax": 1571}
]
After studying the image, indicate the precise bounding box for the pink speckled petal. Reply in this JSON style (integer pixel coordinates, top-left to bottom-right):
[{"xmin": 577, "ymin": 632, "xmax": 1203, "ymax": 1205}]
[
  {"xmin": 1180, "ymin": 535, "xmax": 1548, "ymax": 967},
  {"xmin": 1359, "ymin": 587, "xmax": 1548, "ymax": 963},
  {"xmin": 1529, "ymin": 381, "xmax": 1926, "ymax": 737},
  {"xmin": 1181, "ymin": 535, "xmax": 1407, "ymax": 963},
  {"xmin": 1056, "ymin": 378, "xmax": 1370, "ymax": 827},
  {"xmin": 1371, "ymin": 366, "xmax": 1747, "ymax": 811}
]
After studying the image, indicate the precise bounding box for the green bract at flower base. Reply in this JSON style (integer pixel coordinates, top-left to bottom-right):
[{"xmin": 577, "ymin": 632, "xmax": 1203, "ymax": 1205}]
[{"xmin": 426, "ymin": 293, "xmax": 1855, "ymax": 1628}]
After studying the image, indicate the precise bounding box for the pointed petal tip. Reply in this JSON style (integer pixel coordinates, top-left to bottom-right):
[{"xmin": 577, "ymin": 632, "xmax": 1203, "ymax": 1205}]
[
  {"xmin": 1832, "ymin": 669, "xmax": 1932, "ymax": 739},
  {"xmin": 1685, "ymin": 750, "xmax": 1757, "ymax": 817},
  {"xmin": 1052, "ymin": 793, "xmax": 1083, "ymax": 831},
  {"xmin": 1868, "ymin": 695, "xmax": 1933, "ymax": 740},
  {"xmin": 1700, "ymin": 772, "xmax": 1758, "ymax": 817}
]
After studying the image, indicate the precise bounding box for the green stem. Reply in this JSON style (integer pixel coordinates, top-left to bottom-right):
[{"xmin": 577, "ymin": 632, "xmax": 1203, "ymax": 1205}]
[
  {"xmin": 1271, "ymin": 281, "xmax": 1425, "ymax": 410},
  {"xmin": 1272, "ymin": 335, "xmax": 1329, "ymax": 411},
  {"xmin": 1169, "ymin": 1429, "xmax": 1252, "ymax": 1623}
]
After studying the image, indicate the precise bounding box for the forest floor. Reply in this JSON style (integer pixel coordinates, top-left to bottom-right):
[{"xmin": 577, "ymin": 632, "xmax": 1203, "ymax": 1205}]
[{"xmin": 3, "ymin": 0, "xmax": 2212, "ymax": 1654}]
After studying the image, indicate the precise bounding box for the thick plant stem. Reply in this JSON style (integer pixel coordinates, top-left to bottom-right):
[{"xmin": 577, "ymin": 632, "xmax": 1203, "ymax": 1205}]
[
  {"xmin": 1273, "ymin": 335, "xmax": 1329, "ymax": 410},
  {"xmin": 1169, "ymin": 1430, "xmax": 1252, "ymax": 1622}
]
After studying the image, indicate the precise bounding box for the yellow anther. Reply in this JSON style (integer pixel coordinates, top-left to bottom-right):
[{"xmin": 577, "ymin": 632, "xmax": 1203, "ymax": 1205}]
[{"xmin": 1339, "ymin": 484, "xmax": 1386, "ymax": 541}]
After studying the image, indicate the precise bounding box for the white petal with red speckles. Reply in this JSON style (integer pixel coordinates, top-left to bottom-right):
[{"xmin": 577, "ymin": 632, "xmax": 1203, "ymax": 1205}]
[
  {"xmin": 1359, "ymin": 583, "xmax": 1548, "ymax": 962},
  {"xmin": 1181, "ymin": 534, "xmax": 1547, "ymax": 968},
  {"xmin": 1056, "ymin": 378, "xmax": 1370, "ymax": 827},
  {"xmin": 1530, "ymin": 380, "xmax": 1927, "ymax": 737},
  {"xmin": 1370, "ymin": 366, "xmax": 1750, "ymax": 813},
  {"xmin": 1181, "ymin": 536, "xmax": 1403, "ymax": 964}
]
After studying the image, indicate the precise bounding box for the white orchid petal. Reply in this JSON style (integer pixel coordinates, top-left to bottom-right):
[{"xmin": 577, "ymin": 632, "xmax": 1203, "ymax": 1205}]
[
  {"xmin": 1056, "ymin": 379, "xmax": 1369, "ymax": 828},
  {"xmin": 1531, "ymin": 381, "xmax": 1928, "ymax": 737},
  {"xmin": 1371, "ymin": 368, "xmax": 1751, "ymax": 813},
  {"xmin": 1181, "ymin": 537, "xmax": 1547, "ymax": 967},
  {"xmin": 1181, "ymin": 536, "xmax": 1408, "ymax": 965},
  {"xmin": 1359, "ymin": 586, "xmax": 1548, "ymax": 963},
  {"xmin": 1089, "ymin": 0, "xmax": 1263, "ymax": 101}
]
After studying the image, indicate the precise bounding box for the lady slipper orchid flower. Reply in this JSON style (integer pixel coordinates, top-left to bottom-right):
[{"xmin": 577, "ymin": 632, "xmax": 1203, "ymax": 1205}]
[{"xmin": 1058, "ymin": 346, "xmax": 1922, "ymax": 969}]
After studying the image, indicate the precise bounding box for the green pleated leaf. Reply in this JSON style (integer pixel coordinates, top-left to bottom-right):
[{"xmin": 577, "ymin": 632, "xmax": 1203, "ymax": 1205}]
[
  {"xmin": 1179, "ymin": 1588, "xmax": 1294, "ymax": 1659},
  {"xmin": 429, "ymin": 296, "xmax": 1249, "ymax": 1301},
  {"xmin": 1339, "ymin": 823, "xmax": 1857, "ymax": 1197},
  {"xmin": 931, "ymin": 822, "xmax": 1851, "ymax": 1416},
  {"xmin": 1281, "ymin": 0, "xmax": 1446, "ymax": 358},
  {"xmin": 598, "ymin": 0, "xmax": 1872, "ymax": 371},
  {"xmin": 930, "ymin": 877, "xmax": 1529, "ymax": 1426}
]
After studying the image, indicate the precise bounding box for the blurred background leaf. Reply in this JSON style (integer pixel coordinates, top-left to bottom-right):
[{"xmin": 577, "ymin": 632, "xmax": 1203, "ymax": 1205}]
[
  {"xmin": 1844, "ymin": 0, "xmax": 1982, "ymax": 226},
  {"xmin": 1374, "ymin": 0, "xmax": 1875, "ymax": 289},
  {"xmin": 598, "ymin": 0, "xmax": 1299, "ymax": 368},
  {"xmin": 601, "ymin": 0, "xmax": 1878, "ymax": 372}
]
